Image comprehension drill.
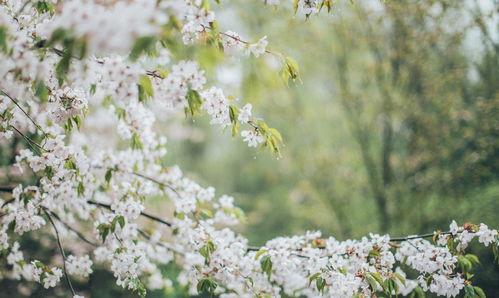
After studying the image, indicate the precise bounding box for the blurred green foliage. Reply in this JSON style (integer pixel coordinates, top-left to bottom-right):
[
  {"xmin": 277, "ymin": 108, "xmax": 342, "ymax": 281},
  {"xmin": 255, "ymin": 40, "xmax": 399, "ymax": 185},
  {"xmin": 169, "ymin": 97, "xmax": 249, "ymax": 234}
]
[{"xmin": 165, "ymin": 0, "xmax": 499, "ymax": 295}]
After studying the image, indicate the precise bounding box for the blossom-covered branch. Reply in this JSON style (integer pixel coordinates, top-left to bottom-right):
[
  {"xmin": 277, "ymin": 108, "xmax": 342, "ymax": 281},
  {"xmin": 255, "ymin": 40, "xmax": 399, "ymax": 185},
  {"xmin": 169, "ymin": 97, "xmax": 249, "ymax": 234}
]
[{"xmin": 0, "ymin": 1, "xmax": 497, "ymax": 298}]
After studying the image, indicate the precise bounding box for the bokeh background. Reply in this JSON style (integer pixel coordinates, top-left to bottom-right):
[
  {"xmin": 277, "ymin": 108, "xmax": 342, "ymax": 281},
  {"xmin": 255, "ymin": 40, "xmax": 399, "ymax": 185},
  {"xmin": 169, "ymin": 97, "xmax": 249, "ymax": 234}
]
[
  {"xmin": 163, "ymin": 0, "xmax": 499, "ymax": 295},
  {"xmin": 1, "ymin": 0, "xmax": 498, "ymax": 297}
]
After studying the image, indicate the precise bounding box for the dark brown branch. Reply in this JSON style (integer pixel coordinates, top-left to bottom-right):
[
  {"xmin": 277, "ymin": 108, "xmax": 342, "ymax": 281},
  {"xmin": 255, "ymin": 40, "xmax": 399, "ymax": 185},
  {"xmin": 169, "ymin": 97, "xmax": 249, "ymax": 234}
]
[
  {"xmin": 1, "ymin": 90, "xmax": 47, "ymax": 137},
  {"xmin": 14, "ymin": 0, "xmax": 31, "ymax": 19},
  {"xmin": 389, "ymin": 231, "xmax": 453, "ymax": 242},
  {"xmin": 129, "ymin": 171, "xmax": 181, "ymax": 199},
  {"xmin": 49, "ymin": 211, "xmax": 99, "ymax": 247},
  {"xmin": 92, "ymin": 166, "xmax": 182, "ymax": 199},
  {"xmin": 137, "ymin": 228, "xmax": 185, "ymax": 256},
  {"xmin": 43, "ymin": 209, "xmax": 76, "ymax": 296},
  {"xmin": 86, "ymin": 200, "xmax": 172, "ymax": 227},
  {"xmin": 1, "ymin": 186, "xmax": 464, "ymax": 244},
  {"xmin": 0, "ymin": 113, "xmax": 45, "ymax": 153},
  {"xmin": 9, "ymin": 125, "xmax": 45, "ymax": 152},
  {"xmin": 201, "ymin": 24, "xmax": 274, "ymax": 55},
  {"xmin": 0, "ymin": 186, "xmax": 15, "ymax": 193}
]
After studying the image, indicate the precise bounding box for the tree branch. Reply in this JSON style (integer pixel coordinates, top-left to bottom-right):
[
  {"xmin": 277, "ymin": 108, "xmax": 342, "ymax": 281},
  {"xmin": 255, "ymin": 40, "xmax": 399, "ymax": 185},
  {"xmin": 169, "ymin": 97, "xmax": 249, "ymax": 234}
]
[
  {"xmin": 49, "ymin": 211, "xmax": 99, "ymax": 247},
  {"xmin": 43, "ymin": 209, "xmax": 76, "ymax": 296},
  {"xmin": 1, "ymin": 90, "xmax": 47, "ymax": 137},
  {"xmin": 86, "ymin": 200, "xmax": 172, "ymax": 227},
  {"xmin": 137, "ymin": 228, "xmax": 185, "ymax": 256}
]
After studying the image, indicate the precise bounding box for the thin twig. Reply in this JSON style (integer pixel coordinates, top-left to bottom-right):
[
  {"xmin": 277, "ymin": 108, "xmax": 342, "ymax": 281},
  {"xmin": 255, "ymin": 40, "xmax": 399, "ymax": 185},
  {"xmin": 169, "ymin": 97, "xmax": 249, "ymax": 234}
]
[
  {"xmin": 137, "ymin": 228, "xmax": 185, "ymax": 256},
  {"xmin": 390, "ymin": 233, "xmax": 444, "ymax": 242},
  {"xmin": 9, "ymin": 125, "xmax": 46, "ymax": 152},
  {"xmin": 49, "ymin": 211, "xmax": 99, "ymax": 247},
  {"xmin": 129, "ymin": 171, "xmax": 181, "ymax": 198},
  {"xmin": 0, "ymin": 113, "xmax": 45, "ymax": 153},
  {"xmin": 92, "ymin": 165, "xmax": 182, "ymax": 198},
  {"xmin": 86, "ymin": 200, "xmax": 172, "ymax": 227},
  {"xmin": 1, "ymin": 90, "xmax": 47, "ymax": 136},
  {"xmin": 14, "ymin": 0, "xmax": 31, "ymax": 19},
  {"xmin": 43, "ymin": 209, "xmax": 76, "ymax": 296},
  {"xmin": 201, "ymin": 24, "xmax": 274, "ymax": 55}
]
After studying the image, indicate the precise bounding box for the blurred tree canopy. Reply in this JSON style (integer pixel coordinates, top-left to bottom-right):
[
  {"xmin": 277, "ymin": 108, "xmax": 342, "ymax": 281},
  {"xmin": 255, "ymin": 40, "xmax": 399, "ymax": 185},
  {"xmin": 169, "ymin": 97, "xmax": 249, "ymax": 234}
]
[{"xmin": 165, "ymin": 0, "xmax": 498, "ymax": 294}]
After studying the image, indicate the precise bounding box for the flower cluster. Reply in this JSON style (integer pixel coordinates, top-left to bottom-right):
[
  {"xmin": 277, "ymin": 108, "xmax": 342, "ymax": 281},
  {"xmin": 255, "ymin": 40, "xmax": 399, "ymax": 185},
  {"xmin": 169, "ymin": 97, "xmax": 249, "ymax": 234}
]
[
  {"xmin": 37, "ymin": 0, "xmax": 163, "ymax": 55},
  {"xmin": 66, "ymin": 255, "xmax": 93, "ymax": 278}
]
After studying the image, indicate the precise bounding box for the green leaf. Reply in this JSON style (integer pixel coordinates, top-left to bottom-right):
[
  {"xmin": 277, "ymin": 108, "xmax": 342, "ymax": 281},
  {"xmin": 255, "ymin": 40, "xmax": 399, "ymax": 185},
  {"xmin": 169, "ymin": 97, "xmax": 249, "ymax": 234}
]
[
  {"xmin": 385, "ymin": 278, "xmax": 399, "ymax": 295},
  {"xmin": 293, "ymin": 0, "xmax": 300, "ymax": 14},
  {"xmin": 34, "ymin": 80, "xmax": 49, "ymax": 103},
  {"xmin": 77, "ymin": 182, "xmax": 85, "ymax": 196},
  {"xmin": 138, "ymin": 75, "xmax": 154, "ymax": 102},
  {"xmin": 74, "ymin": 38, "xmax": 87, "ymax": 59},
  {"xmin": 393, "ymin": 272, "xmax": 406, "ymax": 286},
  {"xmin": 368, "ymin": 249, "xmax": 380, "ymax": 258},
  {"xmin": 115, "ymin": 107, "xmax": 126, "ymax": 119},
  {"xmin": 316, "ymin": 277, "xmax": 326, "ymax": 293},
  {"xmin": 365, "ymin": 275, "xmax": 378, "ymax": 292},
  {"xmin": 267, "ymin": 128, "xmax": 283, "ymax": 142},
  {"xmin": 131, "ymin": 133, "xmax": 143, "ymax": 150},
  {"xmin": 199, "ymin": 245, "xmax": 209, "ymax": 259},
  {"xmin": 111, "ymin": 215, "xmax": 126, "ymax": 232},
  {"xmin": 35, "ymin": 1, "xmax": 55, "ymax": 15},
  {"xmin": 465, "ymin": 254, "xmax": 480, "ymax": 265},
  {"xmin": 464, "ymin": 284, "xmax": 475, "ymax": 298},
  {"xmin": 97, "ymin": 223, "xmax": 110, "ymax": 242},
  {"xmin": 309, "ymin": 272, "xmax": 321, "ymax": 286},
  {"xmin": 473, "ymin": 286, "xmax": 486, "ymax": 298},
  {"xmin": 46, "ymin": 28, "xmax": 66, "ymax": 47},
  {"xmin": 105, "ymin": 168, "xmax": 113, "ymax": 183},
  {"xmin": 200, "ymin": 0, "xmax": 210, "ymax": 10},
  {"xmin": 173, "ymin": 211, "xmax": 185, "ymax": 219},
  {"xmin": 186, "ymin": 89, "xmax": 202, "ymax": 116},
  {"xmin": 127, "ymin": 278, "xmax": 147, "ymax": 298},
  {"xmin": 197, "ymin": 278, "xmax": 218, "ymax": 295},
  {"xmin": 231, "ymin": 121, "xmax": 240, "ymax": 138},
  {"xmin": 34, "ymin": 260, "xmax": 45, "ymax": 268},
  {"xmin": 232, "ymin": 207, "xmax": 245, "ymax": 219},
  {"xmin": 7, "ymin": 220, "xmax": 16, "ymax": 232},
  {"xmin": 458, "ymin": 255, "xmax": 473, "ymax": 274},
  {"xmin": 65, "ymin": 160, "xmax": 77, "ymax": 170},
  {"xmin": 370, "ymin": 272, "xmax": 384, "ymax": 288},
  {"xmin": 44, "ymin": 166, "xmax": 54, "ymax": 178},
  {"xmin": 229, "ymin": 104, "xmax": 239, "ymax": 123},
  {"xmin": 0, "ymin": 26, "xmax": 8, "ymax": 54},
  {"xmin": 1, "ymin": 248, "xmax": 8, "ymax": 256},
  {"xmin": 411, "ymin": 286, "xmax": 426, "ymax": 298},
  {"xmin": 447, "ymin": 236, "xmax": 458, "ymax": 254},
  {"xmin": 118, "ymin": 215, "xmax": 125, "ymax": 229},
  {"xmin": 207, "ymin": 240, "xmax": 216, "ymax": 253},
  {"xmin": 199, "ymin": 241, "xmax": 216, "ymax": 264},
  {"xmin": 73, "ymin": 115, "xmax": 82, "ymax": 130},
  {"xmin": 129, "ymin": 36, "xmax": 156, "ymax": 61},
  {"xmin": 56, "ymin": 52, "xmax": 71, "ymax": 85},
  {"xmin": 260, "ymin": 255, "xmax": 273, "ymax": 277},
  {"xmin": 285, "ymin": 56, "xmax": 300, "ymax": 81},
  {"xmin": 254, "ymin": 249, "xmax": 268, "ymax": 260}
]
